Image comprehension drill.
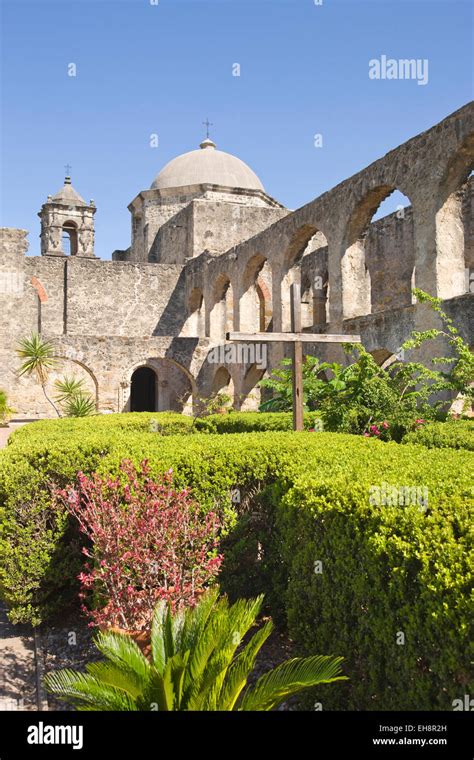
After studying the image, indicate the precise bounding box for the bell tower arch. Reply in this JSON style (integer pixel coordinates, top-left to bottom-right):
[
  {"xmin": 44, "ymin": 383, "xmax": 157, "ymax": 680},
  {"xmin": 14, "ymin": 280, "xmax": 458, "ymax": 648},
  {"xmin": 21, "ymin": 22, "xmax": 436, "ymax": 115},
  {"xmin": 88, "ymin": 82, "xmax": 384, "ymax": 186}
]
[{"xmin": 38, "ymin": 174, "xmax": 96, "ymax": 257}]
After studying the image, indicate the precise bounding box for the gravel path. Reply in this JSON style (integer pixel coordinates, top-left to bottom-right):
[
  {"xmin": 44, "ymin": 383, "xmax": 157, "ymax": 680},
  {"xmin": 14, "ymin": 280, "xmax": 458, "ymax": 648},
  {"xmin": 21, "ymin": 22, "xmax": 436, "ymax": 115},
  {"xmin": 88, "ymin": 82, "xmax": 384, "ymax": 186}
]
[
  {"xmin": 0, "ymin": 421, "xmax": 44, "ymax": 712},
  {"xmin": 0, "ymin": 603, "xmax": 38, "ymax": 711}
]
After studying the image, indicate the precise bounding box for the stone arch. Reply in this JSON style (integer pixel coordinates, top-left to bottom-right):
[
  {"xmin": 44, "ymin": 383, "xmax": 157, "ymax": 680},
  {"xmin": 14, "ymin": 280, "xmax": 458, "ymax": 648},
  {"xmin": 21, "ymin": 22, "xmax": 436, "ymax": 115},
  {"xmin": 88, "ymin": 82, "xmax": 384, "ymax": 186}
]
[
  {"xmin": 238, "ymin": 363, "xmax": 265, "ymax": 411},
  {"xmin": 61, "ymin": 220, "xmax": 78, "ymax": 256},
  {"xmin": 368, "ymin": 348, "xmax": 397, "ymax": 368},
  {"xmin": 211, "ymin": 366, "xmax": 235, "ymax": 405},
  {"xmin": 342, "ymin": 185, "xmax": 413, "ymax": 319},
  {"xmin": 181, "ymin": 288, "xmax": 205, "ymax": 337},
  {"xmin": 240, "ymin": 254, "xmax": 273, "ymax": 332},
  {"xmin": 121, "ymin": 358, "xmax": 195, "ymax": 414},
  {"xmin": 435, "ymin": 136, "xmax": 474, "ymax": 298},
  {"xmin": 209, "ymin": 274, "xmax": 234, "ymax": 340},
  {"xmin": 280, "ymin": 225, "xmax": 328, "ymax": 331}
]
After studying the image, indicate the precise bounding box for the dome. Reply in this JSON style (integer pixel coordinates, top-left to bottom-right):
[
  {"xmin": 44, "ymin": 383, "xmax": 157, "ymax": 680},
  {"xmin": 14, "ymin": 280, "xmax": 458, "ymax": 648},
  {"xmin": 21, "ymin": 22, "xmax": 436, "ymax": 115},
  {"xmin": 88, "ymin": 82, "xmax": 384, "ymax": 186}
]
[{"xmin": 151, "ymin": 139, "xmax": 265, "ymax": 192}]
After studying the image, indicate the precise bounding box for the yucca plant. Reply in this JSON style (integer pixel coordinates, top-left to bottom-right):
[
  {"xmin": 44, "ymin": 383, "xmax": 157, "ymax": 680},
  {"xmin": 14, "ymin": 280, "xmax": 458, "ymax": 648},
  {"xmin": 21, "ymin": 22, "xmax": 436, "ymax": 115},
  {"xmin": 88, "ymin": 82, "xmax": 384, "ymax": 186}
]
[
  {"xmin": 63, "ymin": 393, "xmax": 96, "ymax": 418},
  {"xmin": 54, "ymin": 375, "xmax": 87, "ymax": 404},
  {"xmin": 54, "ymin": 376, "xmax": 96, "ymax": 417},
  {"xmin": 16, "ymin": 333, "xmax": 60, "ymax": 416},
  {"xmin": 44, "ymin": 589, "xmax": 346, "ymax": 710}
]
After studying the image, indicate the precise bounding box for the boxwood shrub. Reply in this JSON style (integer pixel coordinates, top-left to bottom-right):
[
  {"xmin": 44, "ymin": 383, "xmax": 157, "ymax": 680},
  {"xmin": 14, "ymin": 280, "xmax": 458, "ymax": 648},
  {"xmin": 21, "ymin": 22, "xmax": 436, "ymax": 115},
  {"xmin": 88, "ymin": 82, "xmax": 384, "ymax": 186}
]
[
  {"xmin": 402, "ymin": 419, "xmax": 474, "ymax": 451},
  {"xmin": 8, "ymin": 410, "xmax": 321, "ymax": 448},
  {"xmin": 0, "ymin": 418, "xmax": 472, "ymax": 710},
  {"xmin": 194, "ymin": 410, "xmax": 320, "ymax": 433}
]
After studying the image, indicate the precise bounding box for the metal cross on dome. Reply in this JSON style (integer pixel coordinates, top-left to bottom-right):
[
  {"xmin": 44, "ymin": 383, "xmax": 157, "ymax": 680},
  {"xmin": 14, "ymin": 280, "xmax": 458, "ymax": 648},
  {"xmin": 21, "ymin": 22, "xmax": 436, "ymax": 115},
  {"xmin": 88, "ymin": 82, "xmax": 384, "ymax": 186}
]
[
  {"xmin": 64, "ymin": 163, "xmax": 72, "ymax": 176},
  {"xmin": 202, "ymin": 118, "xmax": 213, "ymax": 139}
]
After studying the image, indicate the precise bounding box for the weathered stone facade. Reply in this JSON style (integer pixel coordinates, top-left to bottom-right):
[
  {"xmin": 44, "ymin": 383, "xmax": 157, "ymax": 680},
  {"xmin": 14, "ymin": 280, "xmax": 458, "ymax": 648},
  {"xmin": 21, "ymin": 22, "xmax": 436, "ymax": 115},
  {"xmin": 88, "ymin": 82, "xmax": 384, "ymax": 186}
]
[{"xmin": 1, "ymin": 104, "xmax": 473, "ymax": 418}]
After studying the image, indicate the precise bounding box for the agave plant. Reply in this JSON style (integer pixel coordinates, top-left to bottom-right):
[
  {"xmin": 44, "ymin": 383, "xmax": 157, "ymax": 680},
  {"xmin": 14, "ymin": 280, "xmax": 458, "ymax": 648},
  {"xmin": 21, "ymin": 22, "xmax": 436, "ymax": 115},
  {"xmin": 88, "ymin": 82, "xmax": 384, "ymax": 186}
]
[
  {"xmin": 44, "ymin": 589, "xmax": 346, "ymax": 710},
  {"xmin": 16, "ymin": 333, "xmax": 60, "ymax": 416}
]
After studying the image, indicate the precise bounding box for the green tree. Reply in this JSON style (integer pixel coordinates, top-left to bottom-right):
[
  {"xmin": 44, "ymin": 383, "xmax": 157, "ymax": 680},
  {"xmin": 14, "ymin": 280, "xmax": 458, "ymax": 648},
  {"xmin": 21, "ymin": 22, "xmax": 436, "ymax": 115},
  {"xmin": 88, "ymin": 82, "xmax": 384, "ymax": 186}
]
[{"xmin": 44, "ymin": 589, "xmax": 345, "ymax": 711}]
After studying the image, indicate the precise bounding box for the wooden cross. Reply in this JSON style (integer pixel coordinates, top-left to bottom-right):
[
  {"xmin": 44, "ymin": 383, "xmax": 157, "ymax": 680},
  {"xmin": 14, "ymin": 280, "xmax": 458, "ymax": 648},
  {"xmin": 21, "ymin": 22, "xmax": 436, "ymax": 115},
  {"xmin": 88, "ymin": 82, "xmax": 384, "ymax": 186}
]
[{"xmin": 227, "ymin": 282, "xmax": 362, "ymax": 431}]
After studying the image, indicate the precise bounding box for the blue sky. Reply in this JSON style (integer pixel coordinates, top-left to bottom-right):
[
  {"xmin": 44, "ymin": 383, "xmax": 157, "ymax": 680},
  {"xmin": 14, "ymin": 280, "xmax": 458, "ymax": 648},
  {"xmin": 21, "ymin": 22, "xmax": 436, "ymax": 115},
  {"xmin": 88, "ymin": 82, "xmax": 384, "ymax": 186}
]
[{"xmin": 1, "ymin": 0, "xmax": 472, "ymax": 258}]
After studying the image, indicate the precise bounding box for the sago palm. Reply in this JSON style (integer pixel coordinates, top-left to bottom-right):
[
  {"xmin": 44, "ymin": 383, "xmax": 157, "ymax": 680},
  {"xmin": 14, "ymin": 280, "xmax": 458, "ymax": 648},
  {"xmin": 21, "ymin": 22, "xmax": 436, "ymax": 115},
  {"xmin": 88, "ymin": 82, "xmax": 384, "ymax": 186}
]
[
  {"xmin": 44, "ymin": 589, "xmax": 346, "ymax": 710},
  {"xmin": 16, "ymin": 333, "xmax": 60, "ymax": 416}
]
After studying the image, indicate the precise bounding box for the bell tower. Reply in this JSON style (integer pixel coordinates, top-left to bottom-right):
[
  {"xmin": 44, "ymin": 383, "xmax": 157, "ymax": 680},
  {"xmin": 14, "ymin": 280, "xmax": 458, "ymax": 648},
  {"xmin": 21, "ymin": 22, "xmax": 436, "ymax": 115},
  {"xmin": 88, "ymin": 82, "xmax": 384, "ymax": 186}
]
[{"xmin": 38, "ymin": 174, "xmax": 96, "ymax": 257}]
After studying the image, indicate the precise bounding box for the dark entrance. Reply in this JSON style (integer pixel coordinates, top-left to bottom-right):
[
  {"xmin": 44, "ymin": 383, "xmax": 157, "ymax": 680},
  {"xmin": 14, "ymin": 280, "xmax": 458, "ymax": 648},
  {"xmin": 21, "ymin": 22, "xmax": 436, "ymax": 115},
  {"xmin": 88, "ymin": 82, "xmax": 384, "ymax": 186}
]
[{"xmin": 130, "ymin": 367, "xmax": 157, "ymax": 412}]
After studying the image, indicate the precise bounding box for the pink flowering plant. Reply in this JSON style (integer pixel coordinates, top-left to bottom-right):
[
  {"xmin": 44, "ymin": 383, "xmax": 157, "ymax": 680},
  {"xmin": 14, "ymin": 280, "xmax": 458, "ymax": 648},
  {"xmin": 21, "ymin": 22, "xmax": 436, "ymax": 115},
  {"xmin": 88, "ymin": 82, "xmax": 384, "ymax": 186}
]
[{"xmin": 55, "ymin": 459, "xmax": 223, "ymax": 633}]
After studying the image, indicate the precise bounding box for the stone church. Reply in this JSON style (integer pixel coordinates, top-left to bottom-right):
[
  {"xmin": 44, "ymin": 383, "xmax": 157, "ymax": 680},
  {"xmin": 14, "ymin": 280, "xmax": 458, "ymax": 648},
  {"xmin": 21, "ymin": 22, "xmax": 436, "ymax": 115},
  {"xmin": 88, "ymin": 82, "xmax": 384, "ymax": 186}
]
[{"xmin": 1, "ymin": 102, "xmax": 473, "ymax": 418}]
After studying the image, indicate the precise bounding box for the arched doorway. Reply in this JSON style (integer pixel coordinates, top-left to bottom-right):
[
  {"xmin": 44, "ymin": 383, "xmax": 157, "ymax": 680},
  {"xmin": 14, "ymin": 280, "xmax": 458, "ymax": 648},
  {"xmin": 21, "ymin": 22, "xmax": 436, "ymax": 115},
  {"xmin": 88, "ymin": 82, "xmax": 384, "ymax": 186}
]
[{"xmin": 130, "ymin": 366, "xmax": 157, "ymax": 412}]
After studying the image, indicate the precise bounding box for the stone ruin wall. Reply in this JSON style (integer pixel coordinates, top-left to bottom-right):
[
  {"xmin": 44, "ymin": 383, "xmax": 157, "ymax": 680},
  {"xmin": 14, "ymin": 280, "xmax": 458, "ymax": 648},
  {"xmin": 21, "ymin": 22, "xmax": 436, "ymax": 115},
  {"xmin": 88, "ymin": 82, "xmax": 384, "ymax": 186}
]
[{"xmin": 1, "ymin": 102, "xmax": 473, "ymax": 417}]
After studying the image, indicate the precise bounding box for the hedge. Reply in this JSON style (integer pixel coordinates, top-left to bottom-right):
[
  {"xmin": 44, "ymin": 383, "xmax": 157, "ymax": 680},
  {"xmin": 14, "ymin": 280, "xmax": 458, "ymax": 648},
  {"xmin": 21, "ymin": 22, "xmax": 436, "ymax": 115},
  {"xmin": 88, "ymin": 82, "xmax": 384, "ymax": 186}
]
[
  {"xmin": 0, "ymin": 419, "xmax": 472, "ymax": 709},
  {"xmin": 194, "ymin": 410, "xmax": 320, "ymax": 433},
  {"xmin": 402, "ymin": 419, "xmax": 474, "ymax": 451},
  {"xmin": 7, "ymin": 410, "xmax": 320, "ymax": 448}
]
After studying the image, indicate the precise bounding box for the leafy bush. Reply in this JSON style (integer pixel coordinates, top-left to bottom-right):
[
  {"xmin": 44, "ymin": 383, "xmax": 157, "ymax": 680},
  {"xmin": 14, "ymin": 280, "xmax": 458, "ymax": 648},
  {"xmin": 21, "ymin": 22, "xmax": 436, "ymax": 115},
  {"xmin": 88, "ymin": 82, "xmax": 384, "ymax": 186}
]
[
  {"xmin": 402, "ymin": 419, "xmax": 474, "ymax": 450},
  {"xmin": 0, "ymin": 422, "xmax": 472, "ymax": 709},
  {"xmin": 271, "ymin": 466, "xmax": 473, "ymax": 710},
  {"xmin": 259, "ymin": 290, "xmax": 474, "ymax": 440},
  {"xmin": 44, "ymin": 588, "xmax": 346, "ymax": 711},
  {"xmin": 56, "ymin": 460, "xmax": 222, "ymax": 633}
]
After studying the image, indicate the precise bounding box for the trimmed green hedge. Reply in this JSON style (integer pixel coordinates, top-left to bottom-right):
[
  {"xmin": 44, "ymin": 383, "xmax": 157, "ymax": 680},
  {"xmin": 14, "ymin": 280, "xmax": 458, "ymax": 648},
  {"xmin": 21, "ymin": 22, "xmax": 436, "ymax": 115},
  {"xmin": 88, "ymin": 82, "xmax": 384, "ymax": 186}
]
[
  {"xmin": 7, "ymin": 412, "xmax": 194, "ymax": 446},
  {"xmin": 402, "ymin": 419, "xmax": 474, "ymax": 451},
  {"xmin": 8, "ymin": 410, "xmax": 320, "ymax": 448},
  {"xmin": 1, "ymin": 417, "xmax": 472, "ymax": 709},
  {"xmin": 194, "ymin": 410, "xmax": 320, "ymax": 434}
]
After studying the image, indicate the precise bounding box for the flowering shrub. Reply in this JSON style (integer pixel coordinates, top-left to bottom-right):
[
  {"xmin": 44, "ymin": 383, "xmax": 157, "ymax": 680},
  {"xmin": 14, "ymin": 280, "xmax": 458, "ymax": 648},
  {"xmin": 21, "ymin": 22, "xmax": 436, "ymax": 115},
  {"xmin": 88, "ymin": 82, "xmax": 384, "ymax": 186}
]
[{"xmin": 55, "ymin": 459, "xmax": 223, "ymax": 633}]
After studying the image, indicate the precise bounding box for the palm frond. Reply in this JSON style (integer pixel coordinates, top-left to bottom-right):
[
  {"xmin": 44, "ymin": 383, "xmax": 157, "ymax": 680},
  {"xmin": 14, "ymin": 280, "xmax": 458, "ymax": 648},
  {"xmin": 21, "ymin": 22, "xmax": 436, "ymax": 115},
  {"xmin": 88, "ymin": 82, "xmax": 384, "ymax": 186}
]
[
  {"xmin": 85, "ymin": 661, "xmax": 147, "ymax": 700},
  {"xmin": 239, "ymin": 655, "xmax": 347, "ymax": 711},
  {"xmin": 44, "ymin": 669, "xmax": 139, "ymax": 711},
  {"xmin": 93, "ymin": 631, "xmax": 151, "ymax": 685},
  {"xmin": 217, "ymin": 620, "xmax": 273, "ymax": 710}
]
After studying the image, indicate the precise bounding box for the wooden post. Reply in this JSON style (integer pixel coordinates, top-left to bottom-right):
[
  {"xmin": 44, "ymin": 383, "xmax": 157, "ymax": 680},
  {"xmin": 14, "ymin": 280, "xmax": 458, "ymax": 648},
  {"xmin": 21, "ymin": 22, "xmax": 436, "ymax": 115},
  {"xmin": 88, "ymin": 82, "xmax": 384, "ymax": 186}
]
[{"xmin": 290, "ymin": 283, "xmax": 304, "ymax": 431}]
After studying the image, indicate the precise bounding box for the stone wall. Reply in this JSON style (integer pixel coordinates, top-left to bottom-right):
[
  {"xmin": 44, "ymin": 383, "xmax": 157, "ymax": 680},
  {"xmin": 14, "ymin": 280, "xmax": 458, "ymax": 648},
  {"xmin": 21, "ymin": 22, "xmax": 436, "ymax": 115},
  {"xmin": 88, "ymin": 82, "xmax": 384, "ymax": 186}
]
[{"xmin": 1, "ymin": 102, "xmax": 473, "ymax": 418}]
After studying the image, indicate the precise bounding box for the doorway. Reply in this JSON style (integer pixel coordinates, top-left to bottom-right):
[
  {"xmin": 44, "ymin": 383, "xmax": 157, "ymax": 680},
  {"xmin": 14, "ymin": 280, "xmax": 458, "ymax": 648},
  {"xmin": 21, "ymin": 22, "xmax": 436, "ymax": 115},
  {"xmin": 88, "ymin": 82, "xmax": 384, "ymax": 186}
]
[{"xmin": 130, "ymin": 366, "xmax": 157, "ymax": 412}]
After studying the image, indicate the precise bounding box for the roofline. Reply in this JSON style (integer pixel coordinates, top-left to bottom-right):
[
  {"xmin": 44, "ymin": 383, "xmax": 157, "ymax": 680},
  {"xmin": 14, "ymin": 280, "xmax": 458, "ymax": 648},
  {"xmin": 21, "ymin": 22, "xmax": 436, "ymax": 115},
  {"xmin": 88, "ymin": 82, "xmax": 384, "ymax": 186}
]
[{"xmin": 127, "ymin": 183, "xmax": 285, "ymax": 212}]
